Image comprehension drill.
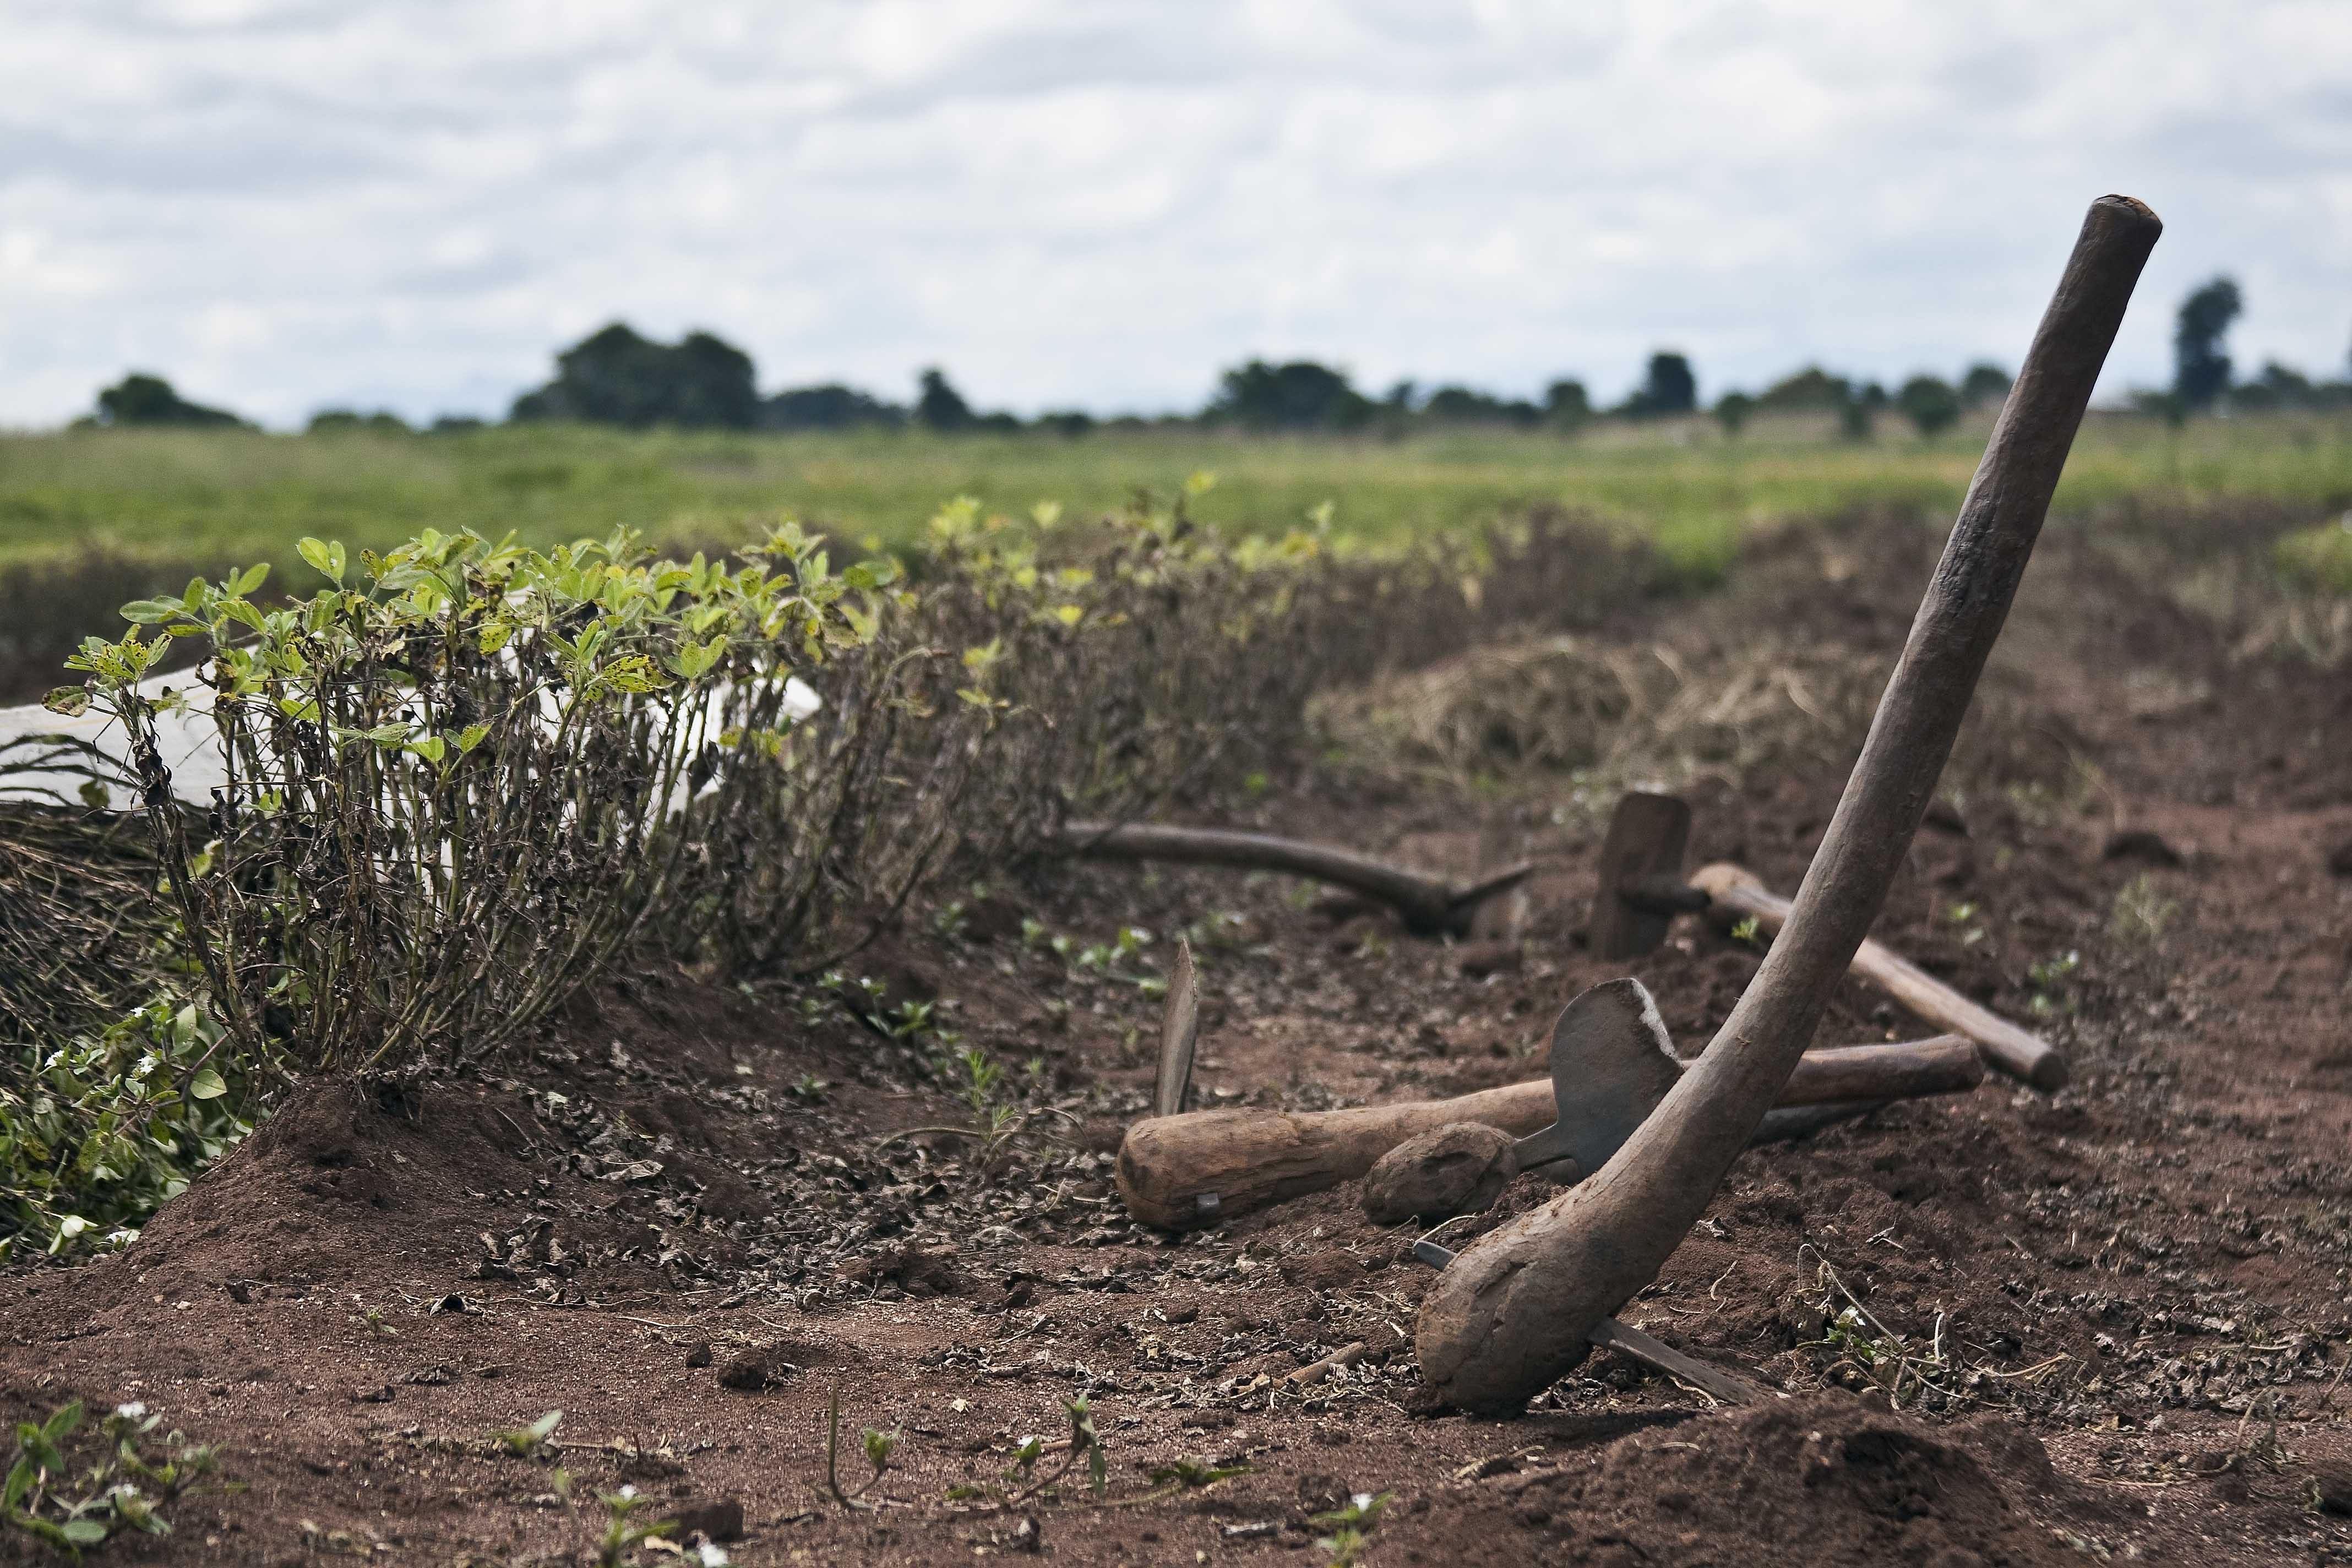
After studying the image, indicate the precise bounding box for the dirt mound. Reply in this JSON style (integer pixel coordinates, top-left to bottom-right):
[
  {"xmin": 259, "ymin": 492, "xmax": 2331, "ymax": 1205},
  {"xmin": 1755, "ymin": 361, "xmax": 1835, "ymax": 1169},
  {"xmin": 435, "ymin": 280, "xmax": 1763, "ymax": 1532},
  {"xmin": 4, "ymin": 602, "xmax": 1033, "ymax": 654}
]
[
  {"xmin": 96, "ymin": 1078, "xmax": 549, "ymax": 1309},
  {"xmin": 1446, "ymin": 1394, "xmax": 2097, "ymax": 1567}
]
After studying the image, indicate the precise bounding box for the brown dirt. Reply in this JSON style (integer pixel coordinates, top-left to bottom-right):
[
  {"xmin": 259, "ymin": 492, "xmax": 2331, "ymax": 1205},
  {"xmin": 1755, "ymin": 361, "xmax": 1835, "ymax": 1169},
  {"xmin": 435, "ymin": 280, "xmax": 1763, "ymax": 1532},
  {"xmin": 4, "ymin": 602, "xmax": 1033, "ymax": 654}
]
[{"xmin": 7, "ymin": 511, "xmax": 2352, "ymax": 1566}]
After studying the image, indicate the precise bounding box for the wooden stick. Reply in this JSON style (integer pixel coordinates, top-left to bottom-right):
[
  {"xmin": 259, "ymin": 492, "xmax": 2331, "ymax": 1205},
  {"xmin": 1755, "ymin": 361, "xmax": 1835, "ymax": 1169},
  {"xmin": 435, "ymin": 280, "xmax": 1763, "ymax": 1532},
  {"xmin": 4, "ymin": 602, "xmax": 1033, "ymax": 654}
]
[
  {"xmin": 1114, "ymin": 1034, "xmax": 1980, "ymax": 1229},
  {"xmin": 1050, "ymin": 820, "xmax": 1532, "ymax": 937},
  {"xmin": 1414, "ymin": 195, "xmax": 2161, "ymax": 1413},
  {"xmin": 1689, "ymin": 863, "xmax": 2068, "ymax": 1090},
  {"xmin": 1588, "ymin": 1318, "xmax": 1767, "ymax": 1406}
]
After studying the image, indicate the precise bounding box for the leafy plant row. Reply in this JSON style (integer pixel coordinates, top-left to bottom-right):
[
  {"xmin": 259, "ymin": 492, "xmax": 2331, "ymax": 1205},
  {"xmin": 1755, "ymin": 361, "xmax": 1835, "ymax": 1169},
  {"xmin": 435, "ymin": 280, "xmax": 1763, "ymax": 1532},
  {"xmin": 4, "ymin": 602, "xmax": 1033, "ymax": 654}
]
[{"xmin": 7, "ymin": 488, "xmax": 1652, "ymax": 1260}]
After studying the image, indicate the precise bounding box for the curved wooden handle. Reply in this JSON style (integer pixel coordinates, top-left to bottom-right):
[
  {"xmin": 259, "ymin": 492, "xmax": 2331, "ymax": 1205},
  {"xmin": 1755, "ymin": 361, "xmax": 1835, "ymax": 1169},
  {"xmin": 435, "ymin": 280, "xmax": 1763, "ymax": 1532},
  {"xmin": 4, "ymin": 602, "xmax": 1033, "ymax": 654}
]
[
  {"xmin": 1691, "ymin": 862, "xmax": 2068, "ymax": 1090},
  {"xmin": 1053, "ymin": 821, "xmax": 1532, "ymax": 936},
  {"xmin": 1114, "ymin": 1033, "xmax": 1982, "ymax": 1229}
]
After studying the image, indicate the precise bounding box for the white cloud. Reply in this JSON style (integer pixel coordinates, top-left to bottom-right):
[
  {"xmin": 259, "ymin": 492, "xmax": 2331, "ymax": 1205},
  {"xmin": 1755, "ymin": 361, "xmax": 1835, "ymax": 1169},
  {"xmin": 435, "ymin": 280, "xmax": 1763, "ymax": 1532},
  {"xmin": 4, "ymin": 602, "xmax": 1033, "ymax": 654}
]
[{"xmin": 0, "ymin": 0, "xmax": 2345, "ymax": 427}]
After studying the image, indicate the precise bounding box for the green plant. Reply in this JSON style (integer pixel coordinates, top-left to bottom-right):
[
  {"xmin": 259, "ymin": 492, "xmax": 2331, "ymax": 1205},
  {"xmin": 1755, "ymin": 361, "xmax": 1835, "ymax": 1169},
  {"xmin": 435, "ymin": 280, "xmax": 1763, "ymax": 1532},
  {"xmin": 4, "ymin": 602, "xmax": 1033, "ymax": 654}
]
[
  {"xmin": 1, "ymin": 989, "xmax": 253, "ymax": 1261},
  {"xmin": 6, "ymin": 1401, "xmax": 230, "ymax": 1558},
  {"xmin": 48, "ymin": 522, "xmax": 890, "ymax": 1076},
  {"xmin": 493, "ymin": 1410, "xmax": 564, "ymax": 1458},
  {"xmin": 1001, "ymin": 1397, "xmax": 1106, "ymax": 1502},
  {"xmin": 1312, "ymin": 1489, "xmax": 1392, "ymax": 1566},
  {"xmin": 822, "ymin": 1387, "xmax": 896, "ymax": 1510},
  {"xmin": 2109, "ymin": 874, "xmax": 2177, "ymax": 944},
  {"xmin": 591, "ymin": 1484, "xmax": 676, "ymax": 1567},
  {"xmin": 2027, "ymin": 949, "xmax": 2081, "ymax": 1016}
]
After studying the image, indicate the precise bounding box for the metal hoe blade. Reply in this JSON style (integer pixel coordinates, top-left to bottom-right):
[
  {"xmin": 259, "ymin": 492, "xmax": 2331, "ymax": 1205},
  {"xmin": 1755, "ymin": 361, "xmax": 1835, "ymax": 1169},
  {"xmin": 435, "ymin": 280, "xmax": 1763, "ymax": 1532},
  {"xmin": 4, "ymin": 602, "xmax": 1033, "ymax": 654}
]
[
  {"xmin": 1153, "ymin": 937, "xmax": 1201, "ymax": 1119},
  {"xmin": 1511, "ymin": 979, "xmax": 1685, "ymax": 1176}
]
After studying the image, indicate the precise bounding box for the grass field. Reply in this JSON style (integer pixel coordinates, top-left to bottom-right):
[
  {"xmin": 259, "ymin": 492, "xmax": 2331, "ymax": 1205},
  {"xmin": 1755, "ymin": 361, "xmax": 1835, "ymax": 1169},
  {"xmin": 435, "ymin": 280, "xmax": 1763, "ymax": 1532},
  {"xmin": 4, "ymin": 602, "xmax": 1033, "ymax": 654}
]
[{"xmin": 4, "ymin": 411, "xmax": 2349, "ymax": 586}]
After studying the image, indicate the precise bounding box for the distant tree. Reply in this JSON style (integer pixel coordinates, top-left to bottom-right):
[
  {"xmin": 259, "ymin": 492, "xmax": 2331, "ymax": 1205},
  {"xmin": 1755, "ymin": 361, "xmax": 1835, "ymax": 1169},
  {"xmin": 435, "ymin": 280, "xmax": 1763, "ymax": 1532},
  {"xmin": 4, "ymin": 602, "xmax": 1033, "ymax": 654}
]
[
  {"xmin": 914, "ymin": 368, "xmax": 976, "ymax": 432},
  {"xmin": 1204, "ymin": 360, "xmax": 1375, "ymax": 432},
  {"xmin": 1620, "ymin": 352, "xmax": 1696, "ymax": 417},
  {"xmin": 763, "ymin": 384, "xmax": 905, "ymax": 431},
  {"xmin": 93, "ymin": 373, "xmax": 247, "ymax": 429},
  {"xmin": 1754, "ymin": 366, "xmax": 1851, "ymax": 412},
  {"xmin": 2227, "ymin": 360, "xmax": 2351, "ymax": 413},
  {"xmin": 1545, "ymin": 378, "xmax": 1593, "ymax": 429},
  {"xmin": 1713, "ymin": 390, "xmax": 1754, "ymax": 438},
  {"xmin": 1838, "ymin": 382, "xmax": 1886, "ymax": 442},
  {"xmin": 510, "ymin": 323, "xmax": 760, "ymax": 429},
  {"xmin": 1383, "ymin": 379, "xmax": 1418, "ymax": 412},
  {"xmin": 1896, "ymin": 375, "xmax": 1962, "ymax": 437},
  {"xmin": 1958, "ymin": 362, "xmax": 2012, "ymax": 410},
  {"xmin": 1421, "ymin": 385, "xmax": 1542, "ymax": 427},
  {"xmin": 1035, "ymin": 410, "xmax": 1095, "ymax": 437},
  {"xmin": 2173, "ymin": 276, "xmax": 2242, "ymax": 412},
  {"xmin": 429, "ymin": 414, "xmax": 487, "ymax": 434},
  {"xmin": 307, "ymin": 409, "xmax": 411, "ymax": 434}
]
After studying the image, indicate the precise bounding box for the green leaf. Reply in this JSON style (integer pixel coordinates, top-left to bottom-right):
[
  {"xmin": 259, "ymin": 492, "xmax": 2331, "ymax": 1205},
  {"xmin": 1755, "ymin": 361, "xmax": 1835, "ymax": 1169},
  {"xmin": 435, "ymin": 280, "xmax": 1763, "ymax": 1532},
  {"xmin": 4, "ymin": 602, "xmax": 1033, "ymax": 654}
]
[
  {"xmin": 1051, "ymin": 604, "xmax": 1084, "ymax": 627},
  {"xmin": 41, "ymin": 687, "xmax": 90, "ymax": 717},
  {"xmin": 233, "ymin": 562, "xmax": 270, "ymax": 596},
  {"xmin": 5, "ymin": 1457, "xmax": 33, "ymax": 1511},
  {"xmin": 297, "ymin": 536, "xmax": 347, "ymax": 584},
  {"xmin": 39, "ymin": 1402, "xmax": 81, "ymax": 1446},
  {"xmin": 188, "ymin": 1070, "xmax": 227, "ymax": 1101},
  {"xmin": 455, "ymin": 723, "xmax": 491, "ymax": 754},
  {"xmin": 526, "ymin": 1410, "xmax": 563, "ymax": 1442},
  {"xmin": 119, "ymin": 598, "xmax": 178, "ymax": 624},
  {"xmin": 63, "ymin": 1517, "xmax": 111, "ymax": 1544}
]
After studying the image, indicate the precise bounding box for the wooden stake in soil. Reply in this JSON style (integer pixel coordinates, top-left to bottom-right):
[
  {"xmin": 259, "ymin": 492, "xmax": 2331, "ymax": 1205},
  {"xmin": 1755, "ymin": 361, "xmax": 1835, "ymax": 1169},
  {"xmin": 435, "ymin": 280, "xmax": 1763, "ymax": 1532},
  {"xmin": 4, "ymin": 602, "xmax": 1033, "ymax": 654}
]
[{"xmin": 1414, "ymin": 195, "xmax": 2163, "ymax": 1413}]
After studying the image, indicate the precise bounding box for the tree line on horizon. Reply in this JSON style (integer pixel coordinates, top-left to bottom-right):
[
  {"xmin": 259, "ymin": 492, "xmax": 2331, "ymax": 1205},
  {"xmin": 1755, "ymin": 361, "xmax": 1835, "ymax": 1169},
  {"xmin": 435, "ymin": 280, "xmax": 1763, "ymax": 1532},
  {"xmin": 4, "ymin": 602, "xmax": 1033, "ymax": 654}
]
[{"xmin": 75, "ymin": 275, "xmax": 2352, "ymax": 439}]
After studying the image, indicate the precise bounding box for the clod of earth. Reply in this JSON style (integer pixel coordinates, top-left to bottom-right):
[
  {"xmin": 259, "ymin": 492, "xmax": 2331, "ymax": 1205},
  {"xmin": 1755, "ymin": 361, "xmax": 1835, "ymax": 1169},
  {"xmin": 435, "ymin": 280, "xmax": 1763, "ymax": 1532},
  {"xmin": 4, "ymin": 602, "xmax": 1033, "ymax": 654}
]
[{"xmin": 1362, "ymin": 1121, "xmax": 1520, "ymax": 1224}]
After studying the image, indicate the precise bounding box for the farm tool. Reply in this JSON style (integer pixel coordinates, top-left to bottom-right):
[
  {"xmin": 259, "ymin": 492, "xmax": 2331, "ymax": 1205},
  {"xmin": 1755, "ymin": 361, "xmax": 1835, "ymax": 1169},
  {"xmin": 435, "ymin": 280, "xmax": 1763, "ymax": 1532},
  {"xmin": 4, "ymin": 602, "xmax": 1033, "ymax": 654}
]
[
  {"xmin": 1588, "ymin": 790, "xmax": 2068, "ymax": 1088},
  {"xmin": 1049, "ymin": 819, "xmax": 1532, "ymax": 938},
  {"xmin": 1114, "ymin": 975, "xmax": 1982, "ymax": 1230},
  {"xmin": 1413, "ymin": 194, "xmax": 2160, "ymax": 1412}
]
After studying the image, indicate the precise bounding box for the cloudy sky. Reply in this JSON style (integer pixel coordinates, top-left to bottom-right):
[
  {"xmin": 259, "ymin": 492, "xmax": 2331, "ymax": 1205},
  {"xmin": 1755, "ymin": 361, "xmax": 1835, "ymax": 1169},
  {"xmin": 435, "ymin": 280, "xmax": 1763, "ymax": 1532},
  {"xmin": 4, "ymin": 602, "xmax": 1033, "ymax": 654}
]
[{"xmin": 3, "ymin": 0, "xmax": 2346, "ymax": 428}]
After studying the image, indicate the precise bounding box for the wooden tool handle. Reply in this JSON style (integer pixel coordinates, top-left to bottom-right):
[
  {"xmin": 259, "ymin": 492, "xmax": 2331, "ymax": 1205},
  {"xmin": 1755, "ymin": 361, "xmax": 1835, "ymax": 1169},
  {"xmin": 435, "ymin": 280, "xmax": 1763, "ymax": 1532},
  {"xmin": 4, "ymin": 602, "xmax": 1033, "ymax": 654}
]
[
  {"xmin": 1117, "ymin": 1079, "xmax": 1555, "ymax": 1231},
  {"xmin": 1113, "ymin": 1034, "xmax": 1980, "ymax": 1230},
  {"xmin": 1690, "ymin": 862, "xmax": 2068, "ymax": 1090}
]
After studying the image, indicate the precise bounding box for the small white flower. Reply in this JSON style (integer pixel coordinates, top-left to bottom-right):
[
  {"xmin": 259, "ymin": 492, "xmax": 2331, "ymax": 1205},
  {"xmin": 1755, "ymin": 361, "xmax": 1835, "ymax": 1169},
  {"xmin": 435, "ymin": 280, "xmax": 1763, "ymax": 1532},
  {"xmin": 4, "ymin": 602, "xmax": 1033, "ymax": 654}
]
[
  {"xmin": 114, "ymin": 1401, "xmax": 147, "ymax": 1419},
  {"xmin": 696, "ymin": 1544, "xmax": 731, "ymax": 1567},
  {"xmin": 617, "ymin": 1483, "xmax": 637, "ymax": 1499},
  {"xmin": 1351, "ymin": 1492, "xmax": 1374, "ymax": 1512}
]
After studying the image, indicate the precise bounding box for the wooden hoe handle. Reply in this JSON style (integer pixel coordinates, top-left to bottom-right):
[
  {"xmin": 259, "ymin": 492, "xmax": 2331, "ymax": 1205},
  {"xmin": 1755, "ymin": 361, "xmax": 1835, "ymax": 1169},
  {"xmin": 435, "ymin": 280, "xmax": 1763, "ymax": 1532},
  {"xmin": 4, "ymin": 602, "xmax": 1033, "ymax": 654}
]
[
  {"xmin": 1690, "ymin": 863, "xmax": 2068, "ymax": 1090},
  {"xmin": 1413, "ymin": 195, "xmax": 2160, "ymax": 1413},
  {"xmin": 1114, "ymin": 1034, "xmax": 1981, "ymax": 1230}
]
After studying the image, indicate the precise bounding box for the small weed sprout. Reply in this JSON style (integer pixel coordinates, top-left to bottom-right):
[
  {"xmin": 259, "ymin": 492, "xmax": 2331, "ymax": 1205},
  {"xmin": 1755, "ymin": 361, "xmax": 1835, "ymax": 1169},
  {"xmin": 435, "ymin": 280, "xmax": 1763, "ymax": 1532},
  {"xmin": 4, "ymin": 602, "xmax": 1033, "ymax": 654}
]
[
  {"xmin": 1145, "ymin": 1458, "xmax": 1251, "ymax": 1490},
  {"xmin": 1313, "ymin": 1490, "xmax": 1392, "ymax": 1567},
  {"xmin": 999, "ymin": 1398, "xmax": 1107, "ymax": 1504},
  {"xmin": 592, "ymin": 1484, "xmax": 676, "ymax": 1567},
  {"xmin": 823, "ymin": 1387, "xmax": 897, "ymax": 1510},
  {"xmin": 2027, "ymin": 949, "xmax": 2081, "ymax": 1016},
  {"xmin": 493, "ymin": 1410, "xmax": 564, "ymax": 1458},
  {"xmin": 5, "ymin": 1400, "xmax": 230, "ymax": 1556},
  {"xmin": 2109, "ymin": 874, "xmax": 2177, "ymax": 944},
  {"xmin": 1729, "ymin": 914, "xmax": 1763, "ymax": 948}
]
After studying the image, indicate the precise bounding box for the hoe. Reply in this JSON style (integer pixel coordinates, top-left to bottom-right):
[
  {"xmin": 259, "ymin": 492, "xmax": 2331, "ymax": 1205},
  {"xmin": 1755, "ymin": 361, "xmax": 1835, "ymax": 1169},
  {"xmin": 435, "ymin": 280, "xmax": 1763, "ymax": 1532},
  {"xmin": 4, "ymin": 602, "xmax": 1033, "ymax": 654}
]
[
  {"xmin": 1587, "ymin": 790, "xmax": 2067, "ymax": 1088},
  {"xmin": 1414, "ymin": 194, "xmax": 2160, "ymax": 1411}
]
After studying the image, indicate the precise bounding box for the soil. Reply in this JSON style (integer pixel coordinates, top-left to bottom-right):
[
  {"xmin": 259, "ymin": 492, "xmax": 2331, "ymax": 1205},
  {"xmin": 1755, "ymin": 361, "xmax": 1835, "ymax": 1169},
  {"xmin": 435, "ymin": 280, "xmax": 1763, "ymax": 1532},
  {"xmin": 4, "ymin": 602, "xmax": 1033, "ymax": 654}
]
[{"xmin": 7, "ymin": 512, "xmax": 2351, "ymax": 1566}]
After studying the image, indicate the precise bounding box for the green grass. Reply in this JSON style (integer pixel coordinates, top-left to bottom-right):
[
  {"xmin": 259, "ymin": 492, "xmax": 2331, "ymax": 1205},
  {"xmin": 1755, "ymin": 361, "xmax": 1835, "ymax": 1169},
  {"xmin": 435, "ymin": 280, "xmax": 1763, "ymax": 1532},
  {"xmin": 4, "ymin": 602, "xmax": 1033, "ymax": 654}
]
[{"xmin": 3, "ymin": 411, "xmax": 2348, "ymax": 582}]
